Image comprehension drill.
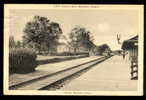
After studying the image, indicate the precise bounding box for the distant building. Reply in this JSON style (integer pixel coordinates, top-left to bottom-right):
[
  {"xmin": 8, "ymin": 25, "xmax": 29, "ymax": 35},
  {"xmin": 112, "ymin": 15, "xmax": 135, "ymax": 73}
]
[
  {"xmin": 89, "ymin": 45, "xmax": 100, "ymax": 56},
  {"xmin": 122, "ymin": 35, "xmax": 138, "ymax": 80},
  {"xmin": 57, "ymin": 42, "xmax": 70, "ymax": 53},
  {"xmin": 89, "ymin": 44, "xmax": 112, "ymax": 56},
  {"xmin": 102, "ymin": 48, "xmax": 111, "ymax": 56}
]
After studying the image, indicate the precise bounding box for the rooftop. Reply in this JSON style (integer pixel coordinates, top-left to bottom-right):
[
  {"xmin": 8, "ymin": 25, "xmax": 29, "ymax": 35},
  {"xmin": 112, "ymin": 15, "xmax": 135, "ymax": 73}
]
[{"xmin": 122, "ymin": 35, "xmax": 138, "ymax": 50}]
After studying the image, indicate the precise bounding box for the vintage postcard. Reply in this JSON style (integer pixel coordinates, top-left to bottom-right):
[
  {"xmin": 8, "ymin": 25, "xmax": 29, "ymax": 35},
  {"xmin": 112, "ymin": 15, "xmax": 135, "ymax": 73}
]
[{"xmin": 4, "ymin": 4, "xmax": 144, "ymax": 96}]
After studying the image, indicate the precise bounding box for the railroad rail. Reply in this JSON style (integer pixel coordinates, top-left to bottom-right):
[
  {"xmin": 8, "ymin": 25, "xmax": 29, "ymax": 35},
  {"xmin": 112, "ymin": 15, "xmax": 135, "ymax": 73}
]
[{"xmin": 9, "ymin": 56, "xmax": 112, "ymax": 90}]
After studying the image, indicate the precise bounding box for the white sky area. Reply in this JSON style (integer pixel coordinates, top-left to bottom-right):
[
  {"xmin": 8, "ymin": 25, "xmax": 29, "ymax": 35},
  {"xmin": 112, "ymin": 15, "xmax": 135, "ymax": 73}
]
[{"xmin": 9, "ymin": 9, "xmax": 139, "ymax": 50}]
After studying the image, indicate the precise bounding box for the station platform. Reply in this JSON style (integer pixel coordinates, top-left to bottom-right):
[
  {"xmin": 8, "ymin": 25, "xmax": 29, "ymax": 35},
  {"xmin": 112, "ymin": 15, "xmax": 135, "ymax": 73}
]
[{"xmin": 59, "ymin": 55, "xmax": 138, "ymax": 91}]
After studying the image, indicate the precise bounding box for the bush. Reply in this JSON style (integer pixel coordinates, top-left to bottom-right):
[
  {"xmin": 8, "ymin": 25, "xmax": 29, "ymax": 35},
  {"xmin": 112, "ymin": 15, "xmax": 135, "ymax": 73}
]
[{"xmin": 9, "ymin": 48, "xmax": 37, "ymax": 74}]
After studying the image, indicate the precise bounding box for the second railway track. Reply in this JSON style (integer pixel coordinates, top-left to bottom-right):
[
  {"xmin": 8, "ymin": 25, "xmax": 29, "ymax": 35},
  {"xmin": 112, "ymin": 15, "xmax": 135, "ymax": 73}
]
[{"xmin": 9, "ymin": 56, "xmax": 112, "ymax": 90}]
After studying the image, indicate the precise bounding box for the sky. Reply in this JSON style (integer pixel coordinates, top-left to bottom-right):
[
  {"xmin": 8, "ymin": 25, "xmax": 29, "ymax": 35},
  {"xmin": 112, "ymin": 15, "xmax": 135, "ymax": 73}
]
[{"xmin": 9, "ymin": 8, "xmax": 140, "ymax": 50}]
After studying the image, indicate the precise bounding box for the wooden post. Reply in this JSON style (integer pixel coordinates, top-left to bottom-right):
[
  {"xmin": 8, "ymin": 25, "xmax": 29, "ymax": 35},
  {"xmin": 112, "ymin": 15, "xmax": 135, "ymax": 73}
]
[{"xmin": 131, "ymin": 56, "xmax": 138, "ymax": 80}]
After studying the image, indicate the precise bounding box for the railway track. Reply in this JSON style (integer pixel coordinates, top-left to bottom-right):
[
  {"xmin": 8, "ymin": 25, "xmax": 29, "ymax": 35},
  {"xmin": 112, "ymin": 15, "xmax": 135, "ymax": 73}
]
[{"xmin": 9, "ymin": 56, "xmax": 112, "ymax": 90}]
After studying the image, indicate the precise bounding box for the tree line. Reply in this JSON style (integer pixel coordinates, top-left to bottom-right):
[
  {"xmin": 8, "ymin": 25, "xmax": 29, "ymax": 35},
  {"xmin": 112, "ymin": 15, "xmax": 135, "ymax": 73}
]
[{"xmin": 9, "ymin": 15, "xmax": 111, "ymax": 55}]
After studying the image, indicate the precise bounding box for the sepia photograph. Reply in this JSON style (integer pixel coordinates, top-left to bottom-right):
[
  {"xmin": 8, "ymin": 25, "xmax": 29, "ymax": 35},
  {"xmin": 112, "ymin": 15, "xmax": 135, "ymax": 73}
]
[{"xmin": 4, "ymin": 4, "xmax": 144, "ymax": 96}]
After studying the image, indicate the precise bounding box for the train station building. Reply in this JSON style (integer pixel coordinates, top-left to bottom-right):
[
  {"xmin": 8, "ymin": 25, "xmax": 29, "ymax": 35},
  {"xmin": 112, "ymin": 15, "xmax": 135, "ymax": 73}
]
[{"xmin": 122, "ymin": 35, "xmax": 138, "ymax": 80}]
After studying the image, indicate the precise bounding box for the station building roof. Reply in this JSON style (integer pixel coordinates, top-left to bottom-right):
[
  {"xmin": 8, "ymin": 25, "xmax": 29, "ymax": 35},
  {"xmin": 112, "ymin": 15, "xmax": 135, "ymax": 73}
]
[{"xmin": 122, "ymin": 35, "xmax": 138, "ymax": 50}]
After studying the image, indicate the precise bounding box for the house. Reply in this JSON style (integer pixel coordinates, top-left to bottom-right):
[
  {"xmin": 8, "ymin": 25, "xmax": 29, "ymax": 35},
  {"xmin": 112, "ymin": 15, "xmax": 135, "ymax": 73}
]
[
  {"xmin": 89, "ymin": 45, "xmax": 100, "ymax": 56},
  {"xmin": 122, "ymin": 35, "xmax": 138, "ymax": 80},
  {"xmin": 57, "ymin": 42, "xmax": 70, "ymax": 53}
]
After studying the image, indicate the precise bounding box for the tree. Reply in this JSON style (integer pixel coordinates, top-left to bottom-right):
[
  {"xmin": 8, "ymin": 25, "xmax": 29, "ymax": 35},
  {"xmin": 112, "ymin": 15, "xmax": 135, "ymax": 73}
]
[
  {"xmin": 23, "ymin": 15, "xmax": 62, "ymax": 54},
  {"xmin": 15, "ymin": 40, "xmax": 22, "ymax": 48},
  {"xmin": 98, "ymin": 44, "xmax": 111, "ymax": 55},
  {"xmin": 9, "ymin": 36, "xmax": 16, "ymax": 48},
  {"xmin": 69, "ymin": 26, "xmax": 94, "ymax": 53}
]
